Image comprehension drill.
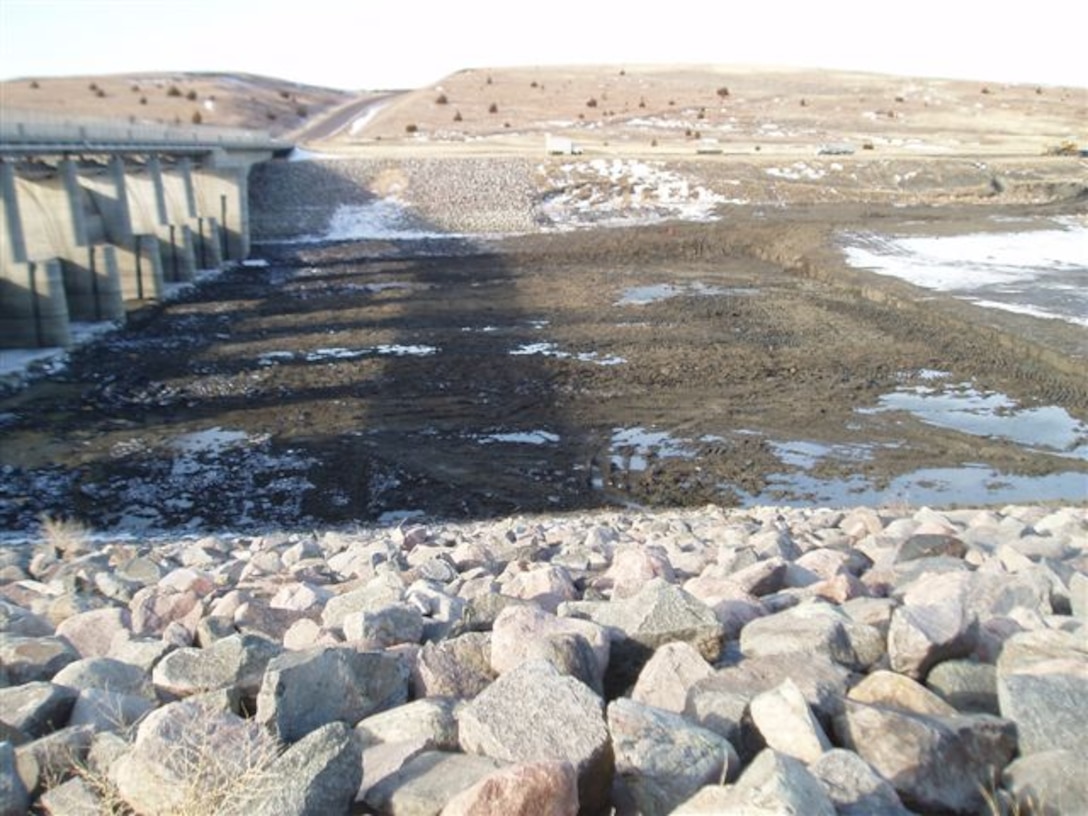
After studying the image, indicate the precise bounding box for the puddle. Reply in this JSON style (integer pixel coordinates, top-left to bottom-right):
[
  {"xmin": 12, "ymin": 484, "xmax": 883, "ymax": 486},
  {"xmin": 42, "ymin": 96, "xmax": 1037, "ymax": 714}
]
[
  {"xmin": 171, "ymin": 427, "xmax": 252, "ymax": 455},
  {"xmin": 842, "ymin": 221, "xmax": 1088, "ymax": 327},
  {"xmin": 617, "ymin": 282, "xmax": 758, "ymax": 306},
  {"xmin": 609, "ymin": 426, "xmax": 698, "ymax": 472},
  {"xmin": 860, "ymin": 382, "xmax": 1088, "ymax": 459},
  {"xmin": 477, "ymin": 430, "xmax": 560, "ymax": 446},
  {"xmin": 509, "ymin": 342, "xmax": 625, "ymax": 366},
  {"xmin": 745, "ymin": 463, "xmax": 1088, "ymax": 509}
]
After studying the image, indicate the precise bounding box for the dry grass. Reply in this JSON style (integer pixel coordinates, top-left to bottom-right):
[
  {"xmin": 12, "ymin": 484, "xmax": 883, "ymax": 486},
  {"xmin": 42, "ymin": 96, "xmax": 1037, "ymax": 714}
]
[
  {"xmin": 58, "ymin": 702, "xmax": 284, "ymax": 815},
  {"xmin": 38, "ymin": 512, "xmax": 92, "ymax": 557}
]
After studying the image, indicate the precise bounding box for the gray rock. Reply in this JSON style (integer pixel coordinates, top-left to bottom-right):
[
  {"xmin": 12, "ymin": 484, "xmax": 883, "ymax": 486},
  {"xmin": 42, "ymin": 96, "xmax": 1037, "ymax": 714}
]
[
  {"xmin": 0, "ymin": 635, "xmax": 79, "ymax": 684},
  {"xmin": 67, "ymin": 687, "xmax": 156, "ymax": 732},
  {"xmin": 747, "ymin": 678, "xmax": 831, "ymax": 763},
  {"xmin": 52, "ymin": 657, "xmax": 155, "ymax": 700},
  {"xmin": 1001, "ymin": 749, "xmax": 1088, "ymax": 816},
  {"xmin": 887, "ymin": 599, "xmax": 977, "ymax": 679},
  {"xmin": 458, "ymin": 660, "xmax": 613, "ymax": 815},
  {"xmin": 222, "ymin": 721, "xmax": 362, "ymax": 816},
  {"xmin": 630, "ymin": 641, "xmax": 714, "ymax": 714},
  {"xmin": 997, "ymin": 658, "xmax": 1088, "ymax": 756},
  {"xmin": 364, "ymin": 750, "xmax": 506, "ymax": 816},
  {"xmin": 356, "ymin": 698, "xmax": 459, "ymax": 750},
  {"xmin": 739, "ymin": 602, "xmax": 884, "ymax": 672},
  {"xmin": 255, "ymin": 646, "xmax": 408, "ymax": 742},
  {"xmin": 608, "ymin": 697, "xmax": 736, "ymax": 816},
  {"xmin": 34, "ymin": 776, "xmax": 102, "ymax": 816},
  {"xmin": 321, "ymin": 575, "xmax": 406, "ymax": 631},
  {"xmin": 926, "ymin": 659, "xmax": 999, "ymax": 714},
  {"xmin": 1070, "ymin": 571, "xmax": 1087, "ymax": 619},
  {"xmin": 151, "ymin": 632, "xmax": 282, "ymax": 698},
  {"xmin": 0, "ymin": 740, "xmax": 29, "ymax": 816},
  {"xmin": 0, "ymin": 682, "xmax": 77, "ymax": 740},
  {"xmin": 679, "ymin": 749, "xmax": 836, "ymax": 816},
  {"xmin": 342, "ymin": 602, "xmax": 424, "ymax": 647},
  {"xmin": 561, "ymin": 578, "xmax": 723, "ymax": 697},
  {"xmin": 810, "ymin": 749, "xmax": 911, "ymax": 816},
  {"xmin": 896, "ymin": 533, "xmax": 966, "ymax": 562},
  {"xmin": 13, "ymin": 724, "xmax": 94, "ymax": 798},
  {"xmin": 835, "ymin": 699, "xmax": 1017, "ymax": 813},
  {"xmin": 412, "ymin": 632, "xmax": 494, "ymax": 699},
  {"xmin": 0, "ymin": 601, "xmax": 53, "ymax": 637}
]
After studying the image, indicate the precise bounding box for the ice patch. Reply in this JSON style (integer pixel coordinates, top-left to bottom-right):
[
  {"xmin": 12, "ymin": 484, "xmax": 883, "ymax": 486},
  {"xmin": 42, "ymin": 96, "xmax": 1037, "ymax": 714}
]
[
  {"xmin": 540, "ymin": 158, "xmax": 727, "ymax": 229},
  {"xmin": 478, "ymin": 430, "xmax": 560, "ymax": 445},
  {"xmin": 258, "ymin": 345, "xmax": 438, "ymax": 366},
  {"xmin": 617, "ymin": 282, "xmax": 757, "ymax": 305},
  {"xmin": 509, "ymin": 342, "xmax": 625, "ymax": 366},
  {"xmin": 323, "ymin": 200, "xmax": 452, "ymax": 241},
  {"xmin": 843, "ymin": 222, "xmax": 1088, "ymax": 326}
]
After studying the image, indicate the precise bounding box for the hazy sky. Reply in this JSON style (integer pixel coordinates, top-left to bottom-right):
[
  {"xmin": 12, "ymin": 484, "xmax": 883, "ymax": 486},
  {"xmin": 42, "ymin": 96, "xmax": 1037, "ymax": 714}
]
[{"xmin": 1, "ymin": 0, "xmax": 1085, "ymax": 90}]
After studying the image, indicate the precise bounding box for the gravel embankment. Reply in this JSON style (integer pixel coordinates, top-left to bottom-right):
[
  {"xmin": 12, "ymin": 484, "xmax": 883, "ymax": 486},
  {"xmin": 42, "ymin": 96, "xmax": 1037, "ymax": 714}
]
[{"xmin": 1, "ymin": 502, "xmax": 1085, "ymax": 814}]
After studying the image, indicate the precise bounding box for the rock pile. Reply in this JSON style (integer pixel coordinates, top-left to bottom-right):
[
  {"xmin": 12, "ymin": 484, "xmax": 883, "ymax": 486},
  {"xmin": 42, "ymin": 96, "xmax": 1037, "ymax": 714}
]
[{"xmin": 0, "ymin": 502, "xmax": 1085, "ymax": 815}]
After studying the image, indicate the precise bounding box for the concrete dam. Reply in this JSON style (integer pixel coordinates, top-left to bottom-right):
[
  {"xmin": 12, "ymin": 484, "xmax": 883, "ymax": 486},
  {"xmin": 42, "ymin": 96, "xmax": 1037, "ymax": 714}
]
[{"xmin": 0, "ymin": 111, "xmax": 290, "ymax": 348}]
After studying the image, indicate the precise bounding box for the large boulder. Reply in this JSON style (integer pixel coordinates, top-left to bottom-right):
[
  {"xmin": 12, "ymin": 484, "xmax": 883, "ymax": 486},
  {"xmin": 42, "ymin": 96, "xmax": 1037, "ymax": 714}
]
[
  {"xmin": 112, "ymin": 701, "xmax": 279, "ymax": 816},
  {"xmin": 996, "ymin": 658, "xmax": 1088, "ymax": 756},
  {"xmin": 810, "ymin": 749, "xmax": 911, "ymax": 816},
  {"xmin": 1001, "ymin": 749, "xmax": 1088, "ymax": 816},
  {"xmin": 221, "ymin": 721, "xmax": 362, "ymax": 816},
  {"xmin": 255, "ymin": 646, "xmax": 408, "ymax": 742},
  {"xmin": 673, "ymin": 749, "xmax": 836, "ymax": 816},
  {"xmin": 439, "ymin": 760, "xmax": 579, "ymax": 816},
  {"xmin": 0, "ymin": 682, "xmax": 77, "ymax": 740},
  {"xmin": 151, "ymin": 633, "xmax": 281, "ymax": 698},
  {"xmin": 630, "ymin": 641, "xmax": 713, "ymax": 714},
  {"xmin": 364, "ymin": 750, "xmax": 507, "ymax": 816},
  {"xmin": 738, "ymin": 602, "xmax": 884, "ymax": 672},
  {"xmin": 747, "ymin": 678, "xmax": 832, "ymax": 763},
  {"xmin": 835, "ymin": 699, "xmax": 1017, "ymax": 813},
  {"xmin": 608, "ymin": 697, "xmax": 736, "ymax": 816},
  {"xmin": 458, "ymin": 660, "xmax": 613, "ymax": 815}
]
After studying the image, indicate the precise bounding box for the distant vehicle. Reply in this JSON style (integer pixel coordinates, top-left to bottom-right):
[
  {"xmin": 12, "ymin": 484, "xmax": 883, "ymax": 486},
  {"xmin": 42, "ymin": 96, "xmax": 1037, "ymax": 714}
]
[
  {"xmin": 816, "ymin": 143, "xmax": 856, "ymax": 156},
  {"xmin": 546, "ymin": 134, "xmax": 582, "ymax": 155}
]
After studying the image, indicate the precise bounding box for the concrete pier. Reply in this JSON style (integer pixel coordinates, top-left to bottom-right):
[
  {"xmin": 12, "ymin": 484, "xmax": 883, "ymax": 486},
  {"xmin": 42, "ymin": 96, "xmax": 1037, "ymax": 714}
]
[{"xmin": 0, "ymin": 111, "xmax": 288, "ymax": 349}]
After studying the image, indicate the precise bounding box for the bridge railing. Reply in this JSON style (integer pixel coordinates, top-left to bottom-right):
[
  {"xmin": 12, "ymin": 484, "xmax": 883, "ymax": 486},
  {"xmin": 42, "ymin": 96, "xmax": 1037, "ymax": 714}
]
[{"xmin": 0, "ymin": 108, "xmax": 292, "ymax": 153}]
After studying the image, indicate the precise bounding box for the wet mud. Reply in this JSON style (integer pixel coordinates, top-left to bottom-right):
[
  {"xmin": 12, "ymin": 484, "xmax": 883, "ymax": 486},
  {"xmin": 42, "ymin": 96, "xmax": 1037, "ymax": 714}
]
[{"xmin": 1, "ymin": 206, "xmax": 1086, "ymax": 534}]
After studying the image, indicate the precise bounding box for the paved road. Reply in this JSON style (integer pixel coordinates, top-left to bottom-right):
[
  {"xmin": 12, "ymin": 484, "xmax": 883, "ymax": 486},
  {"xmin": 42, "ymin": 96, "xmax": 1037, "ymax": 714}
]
[{"xmin": 292, "ymin": 92, "xmax": 402, "ymax": 143}]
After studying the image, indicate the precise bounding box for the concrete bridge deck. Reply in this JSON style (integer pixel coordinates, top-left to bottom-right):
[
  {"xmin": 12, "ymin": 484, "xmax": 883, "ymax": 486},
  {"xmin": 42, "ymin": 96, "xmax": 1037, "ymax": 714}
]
[{"xmin": 1, "ymin": 110, "xmax": 291, "ymax": 348}]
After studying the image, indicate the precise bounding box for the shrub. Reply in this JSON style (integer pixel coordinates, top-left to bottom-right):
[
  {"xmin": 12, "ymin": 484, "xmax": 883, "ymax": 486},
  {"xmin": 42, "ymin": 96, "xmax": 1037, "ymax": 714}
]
[
  {"xmin": 88, "ymin": 82, "xmax": 98, "ymax": 92},
  {"xmin": 486, "ymin": 75, "xmax": 493, "ymax": 85},
  {"xmin": 140, "ymin": 96, "xmax": 147, "ymax": 105},
  {"xmin": 453, "ymin": 110, "xmax": 463, "ymax": 122},
  {"xmin": 29, "ymin": 80, "xmax": 39, "ymax": 89},
  {"xmin": 38, "ymin": 514, "xmax": 90, "ymax": 557},
  {"xmin": 296, "ymin": 104, "xmax": 308, "ymax": 117},
  {"xmin": 586, "ymin": 98, "xmax": 598, "ymax": 108},
  {"xmin": 639, "ymin": 97, "xmax": 646, "ymax": 108},
  {"xmin": 405, "ymin": 123, "xmax": 418, "ymax": 133},
  {"xmin": 530, "ymin": 80, "xmax": 538, "ymax": 88},
  {"xmin": 186, "ymin": 89, "xmax": 198, "ymax": 101},
  {"xmin": 266, "ymin": 111, "xmax": 277, "ymax": 120},
  {"xmin": 167, "ymin": 85, "xmax": 182, "ymax": 97},
  {"xmin": 131, "ymin": 84, "xmax": 140, "ymax": 92},
  {"xmin": 435, "ymin": 93, "xmax": 449, "ymax": 105},
  {"xmin": 488, "ymin": 102, "xmax": 498, "ymax": 114},
  {"xmin": 717, "ymin": 86, "xmax": 730, "ymax": 99},
  {"xmin": 279, "ymin": 90, "xmax": 290, "ymax": 99},
  {"xmin": 95, "ymin": 89, "xmax": 106, "ymax": 98},
  {"xmin": 191, "ymin": 111, "xmax": 203, "ymax": 124}
]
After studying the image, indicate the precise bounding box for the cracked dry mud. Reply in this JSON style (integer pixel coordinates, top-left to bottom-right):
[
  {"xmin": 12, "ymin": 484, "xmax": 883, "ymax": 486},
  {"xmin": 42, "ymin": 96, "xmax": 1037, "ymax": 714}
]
[{"xmin": 1, "ymin": 204, "xmax": 1086, "ymax": 533}]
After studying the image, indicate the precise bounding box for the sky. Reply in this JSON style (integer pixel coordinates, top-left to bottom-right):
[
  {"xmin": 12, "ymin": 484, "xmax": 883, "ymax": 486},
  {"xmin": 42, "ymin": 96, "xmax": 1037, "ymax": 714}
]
[{"xmin": 1, "ymin": 0, "xmax": 1085, "ymax": 91}]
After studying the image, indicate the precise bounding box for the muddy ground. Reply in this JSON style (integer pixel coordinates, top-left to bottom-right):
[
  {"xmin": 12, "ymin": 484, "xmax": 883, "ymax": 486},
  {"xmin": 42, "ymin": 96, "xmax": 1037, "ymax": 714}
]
[{"xmin": 1, "ymin": 202, "xmax": 1085, "ymax": 535}]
